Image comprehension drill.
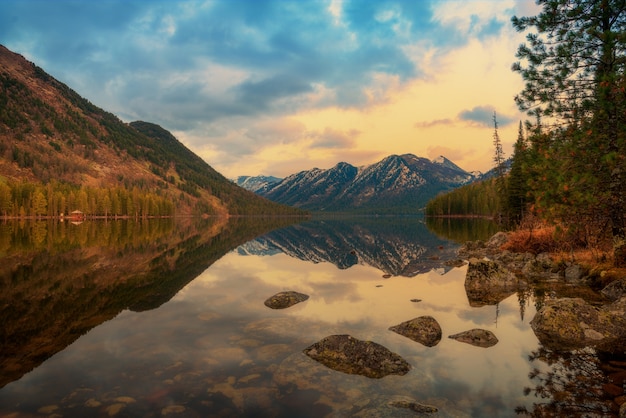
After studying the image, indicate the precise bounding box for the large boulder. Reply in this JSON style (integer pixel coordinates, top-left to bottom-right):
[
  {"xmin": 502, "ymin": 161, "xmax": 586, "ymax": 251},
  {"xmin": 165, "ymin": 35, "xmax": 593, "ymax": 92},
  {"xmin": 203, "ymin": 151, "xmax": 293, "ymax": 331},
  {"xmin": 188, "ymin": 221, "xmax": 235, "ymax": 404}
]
[
  {"xmin": 530, "ymin": 297, "xmax": 626, "ymax": 350},
  {"xmin": 264, "ymin": 291, "xmax": 309, "ymax": 309},
  {"xmin": 464, "ymin": 258, "xmax": 519, "ymax": 307},
  {"xmin": 389, "ymin": 316, "xmax": 442, "ymax": 347},
  {"xmin": 448, "ymin": 329, "xmax": 499, "ymax": 348},
  {"xmin": 303, "ymin": 334, "xmax": 411, "ymax": 379}
]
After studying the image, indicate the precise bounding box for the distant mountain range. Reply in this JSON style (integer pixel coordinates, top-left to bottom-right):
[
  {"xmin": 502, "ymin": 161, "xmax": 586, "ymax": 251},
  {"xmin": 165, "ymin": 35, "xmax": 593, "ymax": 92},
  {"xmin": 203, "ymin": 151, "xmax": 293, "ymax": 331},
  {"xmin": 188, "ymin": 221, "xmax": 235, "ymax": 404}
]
[{"xmin": 235, "ymin": 154, "xmax": 478, "ymax": 213}]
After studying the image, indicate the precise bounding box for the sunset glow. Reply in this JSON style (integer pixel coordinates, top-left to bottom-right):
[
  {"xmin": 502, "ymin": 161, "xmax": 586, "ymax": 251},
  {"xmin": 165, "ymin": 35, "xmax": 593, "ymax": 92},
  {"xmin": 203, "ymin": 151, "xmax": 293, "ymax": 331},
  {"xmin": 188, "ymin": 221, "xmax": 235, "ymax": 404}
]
[{"xmin": 0, "ymin": 0, "xmax": 540, "ymax": 178}]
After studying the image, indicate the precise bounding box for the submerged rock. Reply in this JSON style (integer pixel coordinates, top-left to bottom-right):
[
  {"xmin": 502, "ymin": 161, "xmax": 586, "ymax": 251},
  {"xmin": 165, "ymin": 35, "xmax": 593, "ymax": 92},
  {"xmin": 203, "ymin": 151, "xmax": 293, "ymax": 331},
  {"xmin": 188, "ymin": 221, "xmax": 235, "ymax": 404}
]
[
  {"xmin": 303, "ymin": 334, "xmax": 410, "ymax": 378},
  {"xmin": 388, "ymin": 397, "xmax": 438, "ymax": 414},
  {"xmin": 464, "ymin": 258, "xmax": 518, "ymax": 307},
  {"xmin": 530, "ymin": 297, "xmax": 626, "ymax": 350},
  {"xmin": 448, "ymin": 329, "xmax": 499, "ymax": 348},
  {"xmin": 389, "ymin": 316, "xmax": 442, "ymax": 347},
  {"xmin": 263, "ymin": 291, "xmax": 309, "ymax": 309}
]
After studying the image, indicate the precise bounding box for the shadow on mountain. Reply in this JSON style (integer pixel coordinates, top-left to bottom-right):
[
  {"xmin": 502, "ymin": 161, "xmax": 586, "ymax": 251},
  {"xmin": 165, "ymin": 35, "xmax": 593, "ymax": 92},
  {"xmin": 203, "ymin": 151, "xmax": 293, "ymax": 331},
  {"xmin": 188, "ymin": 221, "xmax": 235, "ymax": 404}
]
[
  {"xmin": 0, "ymin": 216, "xmax": 300, "ymax": 388},
  {"xmin": 238, "ymin": 217, "xmax": 462, "ymax": 277}
]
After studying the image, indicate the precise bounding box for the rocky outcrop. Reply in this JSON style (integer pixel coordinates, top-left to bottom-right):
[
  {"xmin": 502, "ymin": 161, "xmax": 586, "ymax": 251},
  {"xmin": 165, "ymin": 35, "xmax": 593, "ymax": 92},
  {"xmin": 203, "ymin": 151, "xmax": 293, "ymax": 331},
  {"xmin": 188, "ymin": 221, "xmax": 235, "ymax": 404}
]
[
  {"xmin": 448, "ymin": 329, "xmax": 499, "ymax": 348},
  {"xmin": 458, "ymin": 232, "xmax": 589, "ymax": 283},
  {"xmin": 303, "ymin": 334, "xmax": 411, "ymax": 378},
  {"xmin": 464, "ymin": 258, "xmax": 521, "ymax": 307},
  {"xmin": 263, "ymin": 291, "xmax": 309, "ymax": 309},
  {"xmin": 530, "ymin": 297, "xmax": 626, "ymax": 351},
  {"xmin": 388, "ymin": 316, "xmax": 442, "ymax": 347}
]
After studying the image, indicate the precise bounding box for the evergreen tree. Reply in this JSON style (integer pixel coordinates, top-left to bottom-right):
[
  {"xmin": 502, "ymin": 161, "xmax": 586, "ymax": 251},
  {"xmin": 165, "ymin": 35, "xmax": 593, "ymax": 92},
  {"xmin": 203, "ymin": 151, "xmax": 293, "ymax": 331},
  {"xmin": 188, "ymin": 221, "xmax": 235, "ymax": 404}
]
[
  {"xmin": 512, "ymin": 0, "xmax": 626, "ymax": 265},
  {"xmin": 492, "ymin": 111, "xmax": 507, "ymax": 221},
  {"xmin": 492, "ymin": 111, "xmax": 506, "ymax": 180},
  {"xmin": 507, "ymin": 121, "xmax": 530, "ymax": 224}
]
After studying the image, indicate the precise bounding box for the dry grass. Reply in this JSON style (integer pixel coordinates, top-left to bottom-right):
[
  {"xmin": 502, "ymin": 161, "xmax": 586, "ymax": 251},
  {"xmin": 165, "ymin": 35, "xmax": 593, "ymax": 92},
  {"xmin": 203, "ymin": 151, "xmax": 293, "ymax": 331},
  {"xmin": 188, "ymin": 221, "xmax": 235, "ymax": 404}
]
[{"xmin": 501, "ymin": 225, "xmax": 562, "ymax": 255}]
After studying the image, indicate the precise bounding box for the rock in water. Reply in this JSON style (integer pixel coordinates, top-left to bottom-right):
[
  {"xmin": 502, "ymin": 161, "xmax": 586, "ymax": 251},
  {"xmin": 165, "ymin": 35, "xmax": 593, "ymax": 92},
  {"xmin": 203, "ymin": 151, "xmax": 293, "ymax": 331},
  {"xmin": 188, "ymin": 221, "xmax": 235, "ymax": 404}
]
[
  {"xmin": 389, "ymin": 316, "xmax": 442, "ymax": 347},
  {"xmin": 303, "ymin": 334, "xmax": 411, "ymax": 378},
  {"xmin": 389, "ymin": 398, "xmax": 438, "ymax": 414},
  {"xmin": 448, "ymin": 329, "xmax": 498, "ymax": 348},
  {"xmin": 530, "ymin": 297, "xmax": 626, "ymax": 350},
  {"xmin": 263, "ymin": 291, "xmax": 309, "ymax": 309},
  {"xmin": 464, "ymin": 258, "xmax": 518, "ymax": 307}
]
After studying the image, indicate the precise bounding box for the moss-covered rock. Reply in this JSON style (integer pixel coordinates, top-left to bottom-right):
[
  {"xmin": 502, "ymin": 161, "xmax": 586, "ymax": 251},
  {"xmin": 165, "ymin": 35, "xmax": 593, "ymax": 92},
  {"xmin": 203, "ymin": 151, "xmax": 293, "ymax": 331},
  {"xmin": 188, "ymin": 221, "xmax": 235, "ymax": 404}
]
[
  {"xmin": 448, "ymin": 329, "xmax": 499, "ymax": 348},
  {"xmin": 263, "ymin": 291, "xmax": 309, "ymax": 309},
  {"xmin": 389, "ymin": 316, "xmax": 442, "ymax": 347},
  {"xmin": 303, "ymin": 334, "xmax": 410, "ymax": 378},
  {"xmin": 530, "ymin": 297, "xmax": 626, "ymax": 350}
]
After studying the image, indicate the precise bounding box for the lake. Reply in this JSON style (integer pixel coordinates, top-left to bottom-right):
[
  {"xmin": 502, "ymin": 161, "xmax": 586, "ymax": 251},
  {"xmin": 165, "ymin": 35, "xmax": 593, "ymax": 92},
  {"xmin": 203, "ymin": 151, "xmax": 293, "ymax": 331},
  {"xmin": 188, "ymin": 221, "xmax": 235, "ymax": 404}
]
[{"xmin": 0, "ymin": 217, "xmax": 620, "ymax": 417}]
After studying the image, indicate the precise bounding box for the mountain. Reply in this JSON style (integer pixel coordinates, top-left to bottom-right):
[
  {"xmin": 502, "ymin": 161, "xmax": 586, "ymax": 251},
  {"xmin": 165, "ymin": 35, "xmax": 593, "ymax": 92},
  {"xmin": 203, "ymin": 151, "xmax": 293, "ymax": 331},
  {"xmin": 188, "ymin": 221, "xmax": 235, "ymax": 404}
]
[
  {"xmin": 234, "ymin": 175, "xmax": 282, "ymax": 193},
  {"xmin": 0, "ymin": 44, "xmax": 303, "ymax": 217},
  {"xmin": 249, "ymin": 154, "xmax": 475, "ymax": 213}
]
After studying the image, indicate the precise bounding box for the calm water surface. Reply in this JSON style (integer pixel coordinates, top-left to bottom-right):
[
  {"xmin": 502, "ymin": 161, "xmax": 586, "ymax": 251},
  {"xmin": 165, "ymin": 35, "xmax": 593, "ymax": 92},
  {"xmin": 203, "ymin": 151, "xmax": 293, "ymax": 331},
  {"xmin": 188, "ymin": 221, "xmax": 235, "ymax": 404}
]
[{"xmin": 0, "ymin": 217, "xmax": 619, "ymax": 417}]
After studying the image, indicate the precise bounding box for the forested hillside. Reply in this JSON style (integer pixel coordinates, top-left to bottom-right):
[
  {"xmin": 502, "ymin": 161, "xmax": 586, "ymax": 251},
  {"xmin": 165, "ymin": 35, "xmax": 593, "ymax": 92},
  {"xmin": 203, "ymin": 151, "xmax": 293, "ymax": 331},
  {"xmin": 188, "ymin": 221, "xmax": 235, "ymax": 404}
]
[
  {"xmin": 425, "ymin": 178, "xmax": 502, "ymax": 219},
  {"xmin": 0, "ymin": 45, "xmax": 304, "ymax": 218}
]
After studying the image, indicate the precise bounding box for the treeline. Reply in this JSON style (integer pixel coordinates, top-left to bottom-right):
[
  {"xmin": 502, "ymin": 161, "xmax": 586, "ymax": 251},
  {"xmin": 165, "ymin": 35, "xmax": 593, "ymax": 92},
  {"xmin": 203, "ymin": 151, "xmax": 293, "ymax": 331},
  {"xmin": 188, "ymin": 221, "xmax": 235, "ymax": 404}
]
[
  {"xmin": 425, "ymin": 178, "xmax": 503, "ymax": 219},
  {"xmin": 0, "ymin": 180, "xmax": 176, "ymax": 218}
]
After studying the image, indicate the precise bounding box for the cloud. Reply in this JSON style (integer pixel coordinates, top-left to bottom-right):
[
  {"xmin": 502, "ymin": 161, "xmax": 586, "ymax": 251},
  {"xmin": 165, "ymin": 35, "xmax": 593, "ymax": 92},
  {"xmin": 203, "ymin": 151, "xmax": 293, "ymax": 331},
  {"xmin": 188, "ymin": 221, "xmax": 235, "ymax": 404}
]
[
  {"xmin": 307, "ymin": 128, "xmax": 360, "ymax": 149},
  {"xmin": 414, "ymin": 118, "xmax": 455, "ymax": 129},
  {"xmin": 0, "ymin": 0, "xmax": 535, "ymax": 178},
  {"xmin": 458, "ymin": 106, "xmax": 516, "ymax": 128}
]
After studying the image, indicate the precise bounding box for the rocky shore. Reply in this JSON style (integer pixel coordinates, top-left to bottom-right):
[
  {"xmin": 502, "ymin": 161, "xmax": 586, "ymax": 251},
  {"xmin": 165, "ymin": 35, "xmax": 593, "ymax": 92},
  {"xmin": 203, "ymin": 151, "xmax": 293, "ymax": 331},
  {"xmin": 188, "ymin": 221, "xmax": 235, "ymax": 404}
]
[
  {"xmin": 459, "ymin": 231, "xmax": 626, "ymax": 417},
  {"xmin": 458, "ymin": 231, "xmax": 626, "ymax": 351}
]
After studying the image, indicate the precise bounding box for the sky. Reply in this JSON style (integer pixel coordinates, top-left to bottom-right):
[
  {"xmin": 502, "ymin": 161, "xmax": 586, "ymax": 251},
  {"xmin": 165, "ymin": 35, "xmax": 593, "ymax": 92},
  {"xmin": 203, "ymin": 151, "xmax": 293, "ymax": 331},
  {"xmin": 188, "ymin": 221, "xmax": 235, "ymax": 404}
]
[{"xmin": 0, "ymin": 0, "xmax": 540, "ymax": 179}]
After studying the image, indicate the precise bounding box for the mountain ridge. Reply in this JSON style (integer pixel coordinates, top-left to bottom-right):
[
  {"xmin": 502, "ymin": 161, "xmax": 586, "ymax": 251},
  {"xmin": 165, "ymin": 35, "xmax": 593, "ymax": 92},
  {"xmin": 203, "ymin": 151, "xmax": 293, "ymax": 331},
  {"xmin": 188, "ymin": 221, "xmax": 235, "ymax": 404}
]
[{"xmin": 235, "ymin": 154, "xmax": 477, "ymax": 213}]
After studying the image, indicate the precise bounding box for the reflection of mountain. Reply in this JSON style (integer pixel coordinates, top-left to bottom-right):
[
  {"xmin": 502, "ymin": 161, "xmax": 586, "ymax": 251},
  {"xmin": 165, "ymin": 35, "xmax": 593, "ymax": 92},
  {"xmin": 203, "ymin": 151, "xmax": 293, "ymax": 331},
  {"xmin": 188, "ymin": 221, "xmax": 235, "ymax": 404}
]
[
  {"xmin": 238, "ymin": 218, "xmax": 461, "ymax": 277},
  {"xmin": 0, "ymin": 217, "xmax": 299, "ymax": 388}
]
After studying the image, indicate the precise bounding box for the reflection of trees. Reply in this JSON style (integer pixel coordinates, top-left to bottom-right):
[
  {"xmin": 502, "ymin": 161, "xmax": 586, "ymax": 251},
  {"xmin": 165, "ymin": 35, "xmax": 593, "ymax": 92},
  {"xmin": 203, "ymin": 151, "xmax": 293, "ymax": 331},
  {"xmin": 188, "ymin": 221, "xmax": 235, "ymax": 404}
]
[
  {"xmin": 516, "ymin": 346, "xmax": 617, "ymax": 417},
  {"xmin": 0, "ymin": 216, "xmax": 300, "ymax": 388},
  {"xmin": 425, "ymin": 216, "xmax": 501, "ymax": 243},
  {"xmin": 0, "ymin": 218, "xmax": 178, "ymax": 253}
]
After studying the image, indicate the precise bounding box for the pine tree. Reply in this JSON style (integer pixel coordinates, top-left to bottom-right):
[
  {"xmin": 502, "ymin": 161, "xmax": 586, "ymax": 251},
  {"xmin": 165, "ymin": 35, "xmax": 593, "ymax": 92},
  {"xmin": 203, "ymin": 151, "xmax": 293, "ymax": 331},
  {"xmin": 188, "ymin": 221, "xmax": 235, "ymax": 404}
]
[
  {"xmin": 492, "ymin": 111, "xmax": 506, "ymax": 180},
  {"xmin": 512, "ymin": 0, "xmax": 626, "ymax": 265},
  {"xmin": 492, "ymin": 111, "xmax": 507, "ymax": 221},
  {"xmin": 507, "ymin": 121, "xmax": 529, "ymax": 224}
]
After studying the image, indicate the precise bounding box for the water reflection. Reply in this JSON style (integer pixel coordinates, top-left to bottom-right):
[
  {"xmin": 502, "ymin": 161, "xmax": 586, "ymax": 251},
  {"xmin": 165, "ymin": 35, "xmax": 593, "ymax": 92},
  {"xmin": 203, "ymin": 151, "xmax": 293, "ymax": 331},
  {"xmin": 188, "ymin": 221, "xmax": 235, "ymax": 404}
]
[
  {"xmin": 517, "ymin": 346, "xmax": 623, "ymax": 417},
  {"xmin": 0, "ymin": 216, "xmax": 298, "ymax": 389},
  {"xmin": 239, "ymin": 217, "xmax": 460, "ymax": 276},
  {"xmin": 425, "ymin": 216, "xmax": 502, "ymax": 243},
  {"xmin": 0, "ymin": 217, "xmax": 621, "ymax": 417}
]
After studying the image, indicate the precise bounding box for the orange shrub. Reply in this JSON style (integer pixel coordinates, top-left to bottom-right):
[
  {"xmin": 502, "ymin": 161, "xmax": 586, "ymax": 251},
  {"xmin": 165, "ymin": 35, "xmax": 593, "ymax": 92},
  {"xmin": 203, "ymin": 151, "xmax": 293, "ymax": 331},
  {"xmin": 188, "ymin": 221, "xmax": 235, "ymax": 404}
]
[{"xmin": 501, "ymin": 226, "xmax": 561, "ymax": 254}]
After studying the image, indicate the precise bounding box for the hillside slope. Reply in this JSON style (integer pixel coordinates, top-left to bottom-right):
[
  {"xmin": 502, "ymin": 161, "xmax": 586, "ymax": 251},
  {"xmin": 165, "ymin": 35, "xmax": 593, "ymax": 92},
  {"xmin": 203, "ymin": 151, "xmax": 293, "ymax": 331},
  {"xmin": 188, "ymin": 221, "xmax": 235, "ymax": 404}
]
[{"xmin": 0, "ymin": 44, "xmax": 302, "ymax": 216}]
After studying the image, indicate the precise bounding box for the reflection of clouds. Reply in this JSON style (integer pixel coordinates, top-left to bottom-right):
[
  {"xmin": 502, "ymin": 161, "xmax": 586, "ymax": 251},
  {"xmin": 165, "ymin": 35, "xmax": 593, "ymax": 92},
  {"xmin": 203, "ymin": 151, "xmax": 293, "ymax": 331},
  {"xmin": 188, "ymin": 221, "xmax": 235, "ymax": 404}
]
[
  {"xmin": 311, "ymin": 280, "xmax": 362, "ymax": 304},
  {"xmin": 455, "ymin": 306, "xmax": 500, "ymax": 327},
  {"xmin": 0, "ymin": 236, "xmax": 542, "ymax": 417}
]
